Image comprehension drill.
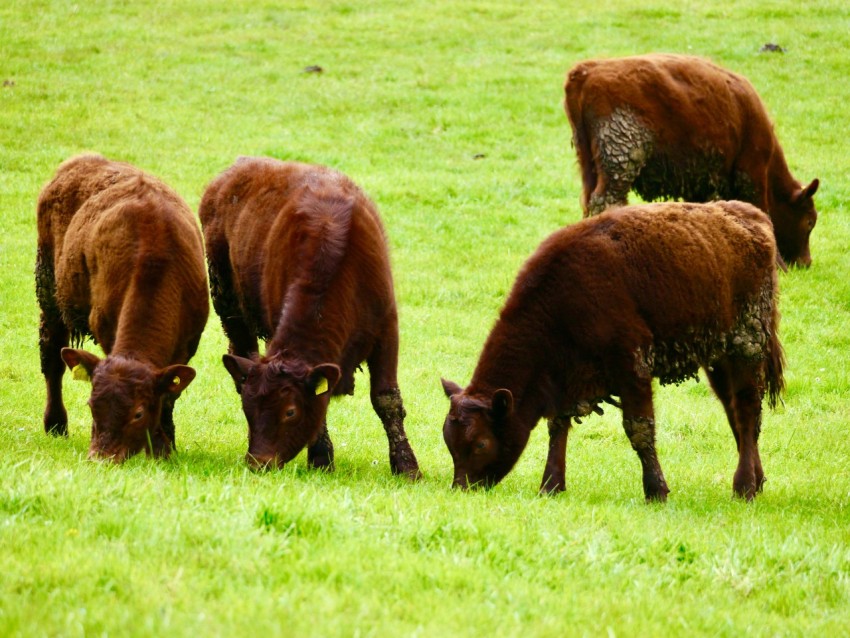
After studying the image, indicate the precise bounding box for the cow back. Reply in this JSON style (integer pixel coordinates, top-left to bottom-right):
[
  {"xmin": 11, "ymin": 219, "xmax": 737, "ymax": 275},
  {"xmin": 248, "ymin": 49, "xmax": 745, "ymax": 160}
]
[
  {"xmin": 199, "ymin": 158, "xmax": 395, "ymax": 379},
  {"xmin": 41, "ymin": 154, "xmax": 208, "ymax": 364}
]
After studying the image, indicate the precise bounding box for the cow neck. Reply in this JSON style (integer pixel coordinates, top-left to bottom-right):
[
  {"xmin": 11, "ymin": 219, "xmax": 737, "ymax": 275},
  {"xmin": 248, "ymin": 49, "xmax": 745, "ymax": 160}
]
[
  {"xmin": 766, "ymin": 142, "xmax": 799, "ymax": 211},
  {"xmin": 469, "ymin": 309, "xmax": 552, "ymax": 433},
  {"xmin": 110, "ymin": 283, "xmax": 184, "ymax": 368},
  {"xmin": 266, "ymin": 289, "xmax": 344, "ymax": 365}
]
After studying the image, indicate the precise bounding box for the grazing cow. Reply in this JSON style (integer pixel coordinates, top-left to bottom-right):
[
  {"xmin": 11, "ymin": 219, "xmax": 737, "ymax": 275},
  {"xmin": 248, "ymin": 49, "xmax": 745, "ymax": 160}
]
[
  {"xmin": 564, "ymin": 54, "xmax": 819, "ymax": 267},
  {"xmin": 36, "ymin": 153, "xmax": 209, "ymax": 461},
  {"xmin": 442, "ymin": 200, "xmax": 784, "ymax": 501},
  {"xmin": 199, "ymin": 157, "xmax": 420, "ymax": 478}
]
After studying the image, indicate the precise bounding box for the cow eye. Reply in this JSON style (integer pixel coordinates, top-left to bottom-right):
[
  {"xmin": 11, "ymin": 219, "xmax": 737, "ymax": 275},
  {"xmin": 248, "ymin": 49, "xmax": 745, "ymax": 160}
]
[
  {"xmin": 285, "ymin": 408, "xmax": 296, "ymax": 419},
  {"xmin": 133, "ymin": 409, "xmax": 144, "ymax": 421}
]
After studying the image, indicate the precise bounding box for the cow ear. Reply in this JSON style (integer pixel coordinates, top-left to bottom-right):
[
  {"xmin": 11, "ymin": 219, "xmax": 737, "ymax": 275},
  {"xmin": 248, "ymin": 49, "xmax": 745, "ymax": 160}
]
[
  {"xmin": 794, "ymin": 178, "xmax": 819, "ymax": 202},
  {"xmin": 61, "ymin": 348, "xmax": 101, "ymax": 382},
  {"xmin": 802, "ymin": 178, "xmax": 819, "ymax": 200},
  {"xmin": 441, "ymin": 378, "xmax": 463, "ymax": 398},
  {"xmin": 308, "ymin": 363, "xmax": 341, "ymax": 397},
  {"xmin": 157, "ymin": 365, "xmax": 196, "ymax": 395},
  {"xmin": 222, "ymin": 354, "xmax": 255, "ymax": 394},
  {"xmin": 491, "ymin": 388, "xmax": 514, "ymax": 420}
]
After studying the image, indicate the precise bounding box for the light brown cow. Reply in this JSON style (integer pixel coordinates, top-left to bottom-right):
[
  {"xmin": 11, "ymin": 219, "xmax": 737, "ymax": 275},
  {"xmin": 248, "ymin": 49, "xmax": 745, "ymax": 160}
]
[{"xmin": 36, "ymin": 153, "xmax": 209, "ymax": 461}]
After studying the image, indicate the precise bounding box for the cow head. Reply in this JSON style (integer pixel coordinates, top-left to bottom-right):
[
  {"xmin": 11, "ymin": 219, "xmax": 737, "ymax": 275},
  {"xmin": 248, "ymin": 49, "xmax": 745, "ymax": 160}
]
[
  {"xmin": 222, "ymin": 354, "xmax": 341, "ymax": 470},
  {"xmin": 440, "ymin": 379, "xmax": 529, "ymax": 490},
  {"xmin": 773, "ymin": 178, "xmax": 819, "ymax": 268},
  {"xmin": 60, "ymin": 348, "xmax": 195, "ymax": 462}
]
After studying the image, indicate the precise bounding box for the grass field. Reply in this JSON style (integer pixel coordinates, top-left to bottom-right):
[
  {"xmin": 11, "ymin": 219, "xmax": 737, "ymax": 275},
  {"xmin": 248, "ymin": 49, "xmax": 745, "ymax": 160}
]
[{"xmin": 2, "ymin": 1, "xmax": 850, "ymax": 636}]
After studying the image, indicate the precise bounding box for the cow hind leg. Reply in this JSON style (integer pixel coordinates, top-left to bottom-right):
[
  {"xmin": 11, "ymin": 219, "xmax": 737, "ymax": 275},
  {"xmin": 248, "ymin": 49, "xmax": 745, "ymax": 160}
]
[
  {"xmin": 307, "ymin": 421, "xmax": 335, "ymax": 470},
  {"xmin": 620, "ymin": 378, "xmax": 669, "ymax": 502},
  {"xmin": 367, "ymin": 335, "xmax": 421, "ymax": 480},
  {"xmin": 587, "ymin": 110, "xmax": 652, "ymax": 216},
  {"xmin": 370, "ymin": 387, "xmax": 420, "ymax": 480},
  {"xmin": 706, "ymin": 362, "xmax": 741, "ymax": 450},
  {"xmin": 708, "ymin": 360, "xmax": 764, "ymax": 500},
  {"xmin": 539, "ymin": 416, "xmax": 571, "ymax": 495}
]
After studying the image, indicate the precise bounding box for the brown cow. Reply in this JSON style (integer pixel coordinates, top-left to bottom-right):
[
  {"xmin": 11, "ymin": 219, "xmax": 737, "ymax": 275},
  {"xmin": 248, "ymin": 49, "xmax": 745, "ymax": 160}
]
[
  {"xmin": 199, "ymin": 157, "xmax": 420, "ymax": 478},
  {"xmin": 564, "ymin": 54, "xmax": 819, "ymax": 267},
  {"xmin": 441, "ymin": 200, "xmax": 784, "ymax": 501},
  {"xmin": 36, "ymin": 153, "xmax": 209, "ymax": 461}
]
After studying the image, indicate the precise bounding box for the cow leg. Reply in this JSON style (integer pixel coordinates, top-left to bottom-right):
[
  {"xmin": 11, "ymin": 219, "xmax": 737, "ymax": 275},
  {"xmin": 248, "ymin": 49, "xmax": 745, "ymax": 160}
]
[
  {"xmin": 160, "ymin": 395, "xmax": 177, "ymax": 451},
  {"xmin": 620, "ymin": 379, "xmax": 669, "ymax": 502},
  {"xmin": 307, "ymin": 421, "xmax": 334, "ymax": 470},
  {"xmin": 540, "ymin": 416, "xmax": 571, "ymax": 495},
  {"xmin": 587, "ymin": 110, "xmax": 653, "ymax": 216},
  {"xmin": 710, "ymin": 360, "xmax": 764, "ymax": 500},
  {"xmin": 223, "ymin": 319, "xmax": 259, "ymax": 360},
  {"xmin": 706, "ymin": 362, "xmax": 741, "ymax": 450},
  {"xmin": 39, "ymin": 313, "xmax": 70, "ymax": 435},
  {"xmin": 587, "ymin": 173, "xmax": 629, "ymax": 216},
  {"xmin": 207, "ymin": 249, "xmax": 259, "ymax": 358},
  {"xmin": 37, "ymin": 245, "xmax": 70, "ymax": 436},
  {"xmin": 367, "ymin": 332, "xmax": 420, "ymax": 480}
]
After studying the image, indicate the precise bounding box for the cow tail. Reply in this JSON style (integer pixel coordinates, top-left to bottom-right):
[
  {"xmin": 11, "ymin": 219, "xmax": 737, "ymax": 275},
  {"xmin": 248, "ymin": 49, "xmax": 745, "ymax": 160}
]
[
  {"xmin": 564, "ymin": 65, "xmax": 596, "ymax": 214},
  {"xmin": 765, "ymin": 283, "xmax": 785, "ymax": 410}
]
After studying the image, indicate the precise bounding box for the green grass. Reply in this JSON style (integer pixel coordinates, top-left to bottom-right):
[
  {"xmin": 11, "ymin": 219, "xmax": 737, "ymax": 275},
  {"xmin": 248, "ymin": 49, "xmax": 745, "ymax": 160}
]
[{"xmin": 2, "ymin": 0, "xmax": 850, "ymax": 635}]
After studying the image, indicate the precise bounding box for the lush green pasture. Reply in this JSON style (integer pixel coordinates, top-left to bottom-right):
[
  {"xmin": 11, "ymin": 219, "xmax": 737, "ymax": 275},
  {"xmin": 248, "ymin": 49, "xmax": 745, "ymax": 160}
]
[{"xmin": 2, "ymin": 0, "xmax": 849, "ymax": 635}]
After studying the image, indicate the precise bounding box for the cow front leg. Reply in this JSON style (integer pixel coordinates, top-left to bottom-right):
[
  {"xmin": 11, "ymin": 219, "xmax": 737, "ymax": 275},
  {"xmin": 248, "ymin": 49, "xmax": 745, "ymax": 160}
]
[
  {"xmin": 540, "ymin": 416, "xmax": 571, "ymax": 494},
  {"xmin": 160, "ymin": 396, "xmax": 177, "ymax": 453},
  {"xmin": 307, "ymin": 421, "xmax": 334, "ymax": 470},
  {"xmin": 371, "ymin": 387, "xmax": 420, "ymax": 480},
  {"xmin": 620, "ymin": 380, "xmax": 669, "ymax": 502}
]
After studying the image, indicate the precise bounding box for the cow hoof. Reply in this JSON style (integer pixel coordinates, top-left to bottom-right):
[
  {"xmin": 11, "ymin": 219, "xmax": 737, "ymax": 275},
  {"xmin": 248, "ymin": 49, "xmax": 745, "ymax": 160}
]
[
  {"xmin": 308, "ymin": 455, "xmax": 335, "ymax": 472},
  {"xmin": 392, "ymin": 461, "xmax": 422, "ymax": 481},
  {"xmin": 539, "ymin": 477, "xmax": 566, "ymax": 495},
  {"xmin": 44, "ymin": 422, "xmax": 68, "ymax": 437},
  {"xmin": 643, "ymin": 475, "xmax": 670, "ymax": 503},
  {"xmin": 733, "ymin": 484, "xmax": 757, "ymax": 501}
]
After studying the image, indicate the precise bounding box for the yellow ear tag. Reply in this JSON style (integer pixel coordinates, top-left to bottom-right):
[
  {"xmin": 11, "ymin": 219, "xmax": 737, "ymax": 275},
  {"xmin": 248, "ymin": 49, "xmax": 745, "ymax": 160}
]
[
  {"xmin": 72, "ymin": 364, "xmax": 90, "ymax": 382},
  {"xmin": 172, "ymin": 376, "xmax": 181, "ymax": 387},
  {"xmin": 314, "ymin": 376, "xmax": 329, "ymax": 395}
]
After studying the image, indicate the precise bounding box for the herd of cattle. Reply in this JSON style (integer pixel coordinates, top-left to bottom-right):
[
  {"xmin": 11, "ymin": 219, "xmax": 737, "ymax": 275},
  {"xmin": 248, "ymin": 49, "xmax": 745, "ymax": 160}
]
[{"xmin": 34, "ymin": 55, "xmax": 819, "ymax": 502}]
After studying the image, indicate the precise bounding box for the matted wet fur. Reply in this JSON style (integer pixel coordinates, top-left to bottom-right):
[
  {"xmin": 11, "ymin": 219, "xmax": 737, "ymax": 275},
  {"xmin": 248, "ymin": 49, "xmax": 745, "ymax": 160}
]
[
  {"xmin": 564, "ymin": 54, "xmax": 819, "ymax": 267},
  {"xmin": 442, "ymin": 201, "xmax": 784, "ymax": 502},
  {"xmin": 36, "ymin": 153, "xmax": 209, "ymax": 461},
  {"xmin": 199, "ymin": 157, "xmax": 420, "ymax": 478}
]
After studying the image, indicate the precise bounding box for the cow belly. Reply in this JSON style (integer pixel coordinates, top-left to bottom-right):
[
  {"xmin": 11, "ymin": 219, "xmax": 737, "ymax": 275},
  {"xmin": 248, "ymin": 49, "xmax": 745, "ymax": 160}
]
[
  {"xmin": 639, "ymin": 293, "xmax": 773, "ymax": 386},
  {"xmin": 632, "ymin": 151, "xmax": 733, "ymax": 203}
]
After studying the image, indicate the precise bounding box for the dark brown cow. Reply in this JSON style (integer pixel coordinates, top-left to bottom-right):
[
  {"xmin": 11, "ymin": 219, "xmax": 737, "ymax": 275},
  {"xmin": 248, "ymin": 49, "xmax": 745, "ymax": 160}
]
[
  {"xmin": 564, "ymin": 54, "xmax": 819, "ymax": 267},
  {"xmin": 199, "ymin": 157, "xmax": 420, "ymax": 478},
  {"xmin": 36, "ymin": 153, "xmax": 209, "ymax": 461},
  {"xmin": 442, "ymin": 200, "xmax": 784, "ymax": 501}
]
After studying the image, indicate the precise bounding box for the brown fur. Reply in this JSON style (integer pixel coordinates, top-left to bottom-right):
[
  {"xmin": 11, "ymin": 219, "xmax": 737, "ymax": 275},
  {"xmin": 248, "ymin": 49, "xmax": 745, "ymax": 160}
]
[
  {"xmin": 565, "ymin": 54, "xmax": 819, "ymax": 267},
  {"xmin": 199, "ymin": 157, "xmax": 420, "ymax": 478},
  {"xmin": 442, "ymin": 201, "xmax": 784, "ymax": 502},
  {"xmin": 36, "ymin": 153, "xmax": 209, "ymax": 461}
]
